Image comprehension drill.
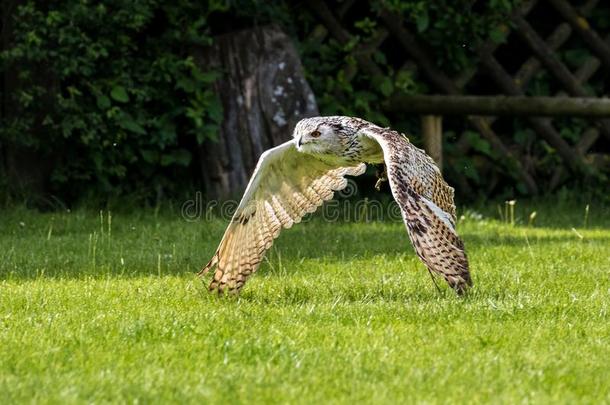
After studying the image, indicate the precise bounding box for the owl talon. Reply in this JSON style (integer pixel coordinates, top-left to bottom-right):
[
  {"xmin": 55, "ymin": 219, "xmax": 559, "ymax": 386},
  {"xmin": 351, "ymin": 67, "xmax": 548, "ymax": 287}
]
[{"xmin": 375, "ymin": 165, "xmax": 388, "ymax": 191}]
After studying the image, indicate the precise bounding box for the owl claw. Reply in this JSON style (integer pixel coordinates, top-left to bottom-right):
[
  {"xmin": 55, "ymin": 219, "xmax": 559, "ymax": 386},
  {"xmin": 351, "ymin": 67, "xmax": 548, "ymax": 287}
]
[{"xmin": 375, "ymin": 165, "xmax": 388, "ymax": 191}]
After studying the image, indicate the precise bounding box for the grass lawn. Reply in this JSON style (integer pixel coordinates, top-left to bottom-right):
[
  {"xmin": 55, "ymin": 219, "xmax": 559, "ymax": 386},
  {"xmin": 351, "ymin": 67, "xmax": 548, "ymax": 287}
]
[{"xmin": 1, "ymin": 197, "xmax": 609, "ymax": 403}]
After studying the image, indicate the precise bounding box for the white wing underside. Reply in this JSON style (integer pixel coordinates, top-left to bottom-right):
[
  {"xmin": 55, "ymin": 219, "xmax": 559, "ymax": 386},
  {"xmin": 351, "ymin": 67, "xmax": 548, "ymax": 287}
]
[{"xmin": 199, "ymin": 140, "xmax": 365, "ymax": 292}]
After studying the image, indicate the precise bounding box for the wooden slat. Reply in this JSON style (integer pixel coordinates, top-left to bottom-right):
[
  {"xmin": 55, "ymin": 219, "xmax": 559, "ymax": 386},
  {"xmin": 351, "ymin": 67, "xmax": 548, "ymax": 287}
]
[
  {"xmin": 457, "ymin": 0, "xmax": 603, "ymax": 165},
  {"xmin": 454, "ymin": 0, "xmax": 540, "ymax": 89},
  {"xmin": 549, "ymin": 0, "xmax": 610, "ymax": 70},
  {"xmin": 378, "ymin": 9, "xmax": 538, "ymax": 194},
  {"xmin": 379, "ymin": 10, "xmax": 459, "ymax": 94},
  {"xmin": 307, "ymin": 0, "xmax": 383, "ymax": 78},
  {"xmin": 477, "ymin": 51, "xmax": 587, "ymax": 172},
  {"xmin": 381, "ymin": 20, "xmax": 536, "ymax": 191},
  {"xmin": 513, "ymin": 11, "xmax": 610, "ymax": 141},
  {"xmin": 385, "ymin": 95, "xmax": 610, "ymax": 117},
  {"xmin": 421, "ymin": 116, "xmax": 443, "ymax": 171},
  {"xmin": 513, "ymin": 15, "xmax": 588, "ymax": 97}
]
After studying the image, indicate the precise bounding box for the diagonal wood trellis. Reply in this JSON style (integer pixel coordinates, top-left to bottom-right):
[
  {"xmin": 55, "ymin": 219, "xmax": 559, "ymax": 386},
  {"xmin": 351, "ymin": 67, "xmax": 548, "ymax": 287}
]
[{"xmin": 307, "ymin": 0, "xmax": 610, "ymax": 194}]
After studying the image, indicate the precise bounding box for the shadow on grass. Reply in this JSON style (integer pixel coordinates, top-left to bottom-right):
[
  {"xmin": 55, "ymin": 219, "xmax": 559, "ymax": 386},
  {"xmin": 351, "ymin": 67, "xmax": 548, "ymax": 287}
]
[{"xmin": 2, "ymin": 221, "xmax": 608, "ymax": 282}]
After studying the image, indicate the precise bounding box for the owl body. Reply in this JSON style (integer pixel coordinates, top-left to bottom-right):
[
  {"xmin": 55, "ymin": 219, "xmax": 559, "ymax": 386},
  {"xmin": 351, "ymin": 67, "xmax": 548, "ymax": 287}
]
[{"xmin": 201, "ymin": 116, "xmax": 471, "ymax": 294}]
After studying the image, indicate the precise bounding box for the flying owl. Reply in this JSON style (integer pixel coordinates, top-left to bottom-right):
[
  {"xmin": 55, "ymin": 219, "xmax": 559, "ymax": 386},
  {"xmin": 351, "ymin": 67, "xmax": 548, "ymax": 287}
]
[{"xmin": 200, "ymin": 116, "xmax": 471, "ymax": 294}]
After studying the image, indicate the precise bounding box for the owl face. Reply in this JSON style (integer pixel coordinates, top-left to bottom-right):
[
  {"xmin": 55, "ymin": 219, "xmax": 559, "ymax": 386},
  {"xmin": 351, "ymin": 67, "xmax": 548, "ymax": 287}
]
[{"xmin": 294, "ymin": 117, "xmax": 353, "ymax": 158}]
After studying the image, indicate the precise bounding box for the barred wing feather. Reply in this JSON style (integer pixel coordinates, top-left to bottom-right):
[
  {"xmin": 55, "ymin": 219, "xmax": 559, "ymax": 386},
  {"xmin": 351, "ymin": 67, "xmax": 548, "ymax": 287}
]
[
  {"xmin": 200, "ymin": 140, "xmax": 365, "ymax": 293},
  {"xmin": 363, "ymin": 127, "xmax": 472, "ymax": 293}
]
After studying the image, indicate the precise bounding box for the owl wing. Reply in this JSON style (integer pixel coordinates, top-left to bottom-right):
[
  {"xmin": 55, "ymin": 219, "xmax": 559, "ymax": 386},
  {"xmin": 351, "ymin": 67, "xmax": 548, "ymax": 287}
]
[
  {"xmin": 362, "ymin": 127, "xmax": 472, "ymax": 293},
  {"xmin": 200, "ymin": 140, "xmax": 366, "ymax": 293}
]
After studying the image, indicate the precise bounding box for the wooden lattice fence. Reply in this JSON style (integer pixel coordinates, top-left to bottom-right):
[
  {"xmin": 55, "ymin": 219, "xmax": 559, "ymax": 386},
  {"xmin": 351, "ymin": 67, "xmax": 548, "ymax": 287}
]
[{"xmin": 307, "ymin": 0, "xmax": 610, "ymax": 194}]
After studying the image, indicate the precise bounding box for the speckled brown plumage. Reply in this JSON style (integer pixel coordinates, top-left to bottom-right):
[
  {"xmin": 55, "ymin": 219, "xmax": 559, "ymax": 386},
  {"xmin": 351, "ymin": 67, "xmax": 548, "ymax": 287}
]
[
  {"xmin": 200, "ymin": 116, "xmax": 471, "ymax": 294},
  {"xmin": 360, "ymin": 125, "xmax": 470, "ymax": 293}
]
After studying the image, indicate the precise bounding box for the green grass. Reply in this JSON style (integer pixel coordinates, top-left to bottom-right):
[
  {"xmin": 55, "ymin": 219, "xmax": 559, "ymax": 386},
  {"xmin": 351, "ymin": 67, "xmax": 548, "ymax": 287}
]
[{"xmin": 1, "ymin": 198, "xmax": 609, "ymax": 404}]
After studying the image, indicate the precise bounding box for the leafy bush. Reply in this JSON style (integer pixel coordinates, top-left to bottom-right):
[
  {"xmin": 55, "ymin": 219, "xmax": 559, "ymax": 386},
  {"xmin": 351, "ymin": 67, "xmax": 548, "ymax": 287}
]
[
  {"xmin": 294, "ymin": 0, "xmax": 607, "ymax": 198},
  {"xmin": 1, "ymin": 0, "xmax": 607, "ymax": 204},
  {"xmin": 1, "ymin": 0, "xmax": 226, "ymax": 200},
  {"xmin": 294, "ymin": 0, "xmax": 532, "ymax": 197}
]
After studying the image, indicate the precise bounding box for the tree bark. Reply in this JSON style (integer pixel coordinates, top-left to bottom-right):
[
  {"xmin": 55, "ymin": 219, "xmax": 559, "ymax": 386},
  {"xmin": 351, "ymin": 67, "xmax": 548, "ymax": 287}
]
[{"xmin": 195, "ymin": 26, "xmax": 318, "ymax": 200}]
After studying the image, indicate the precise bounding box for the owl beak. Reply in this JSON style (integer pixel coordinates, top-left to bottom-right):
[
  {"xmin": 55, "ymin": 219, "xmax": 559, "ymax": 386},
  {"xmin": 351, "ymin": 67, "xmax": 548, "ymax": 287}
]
[{"xmin": 297, "ymin": 135, "xmax": 303, "ymax": 148}]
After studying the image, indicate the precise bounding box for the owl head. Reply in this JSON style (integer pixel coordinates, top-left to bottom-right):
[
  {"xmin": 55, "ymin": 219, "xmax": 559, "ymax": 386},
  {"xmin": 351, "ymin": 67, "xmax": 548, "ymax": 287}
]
[{"xmin": 293, "ymin": 116, "xmax": 354, "ymax": 157}]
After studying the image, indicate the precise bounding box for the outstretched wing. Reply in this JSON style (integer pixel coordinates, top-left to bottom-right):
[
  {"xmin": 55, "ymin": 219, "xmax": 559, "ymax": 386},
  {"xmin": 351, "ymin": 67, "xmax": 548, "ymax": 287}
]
[
  {"xmin": 200, "ymin": 140, "xmax": 365, "ymax": 293},
  {"xmin": 363, "ymin": 127, "xmax": 472, "ymax": 293}
]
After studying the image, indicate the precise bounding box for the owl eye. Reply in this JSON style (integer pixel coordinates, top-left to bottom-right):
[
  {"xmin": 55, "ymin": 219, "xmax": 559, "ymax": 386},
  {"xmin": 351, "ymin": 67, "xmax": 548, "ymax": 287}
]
[{"xmin": 310, "ymin": 130, "xmax": 321, "ymax": 138}]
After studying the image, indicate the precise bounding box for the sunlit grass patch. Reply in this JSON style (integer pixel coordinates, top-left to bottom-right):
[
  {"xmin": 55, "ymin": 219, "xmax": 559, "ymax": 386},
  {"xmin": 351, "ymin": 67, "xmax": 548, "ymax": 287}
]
[{"xmin": 1, "ymin": 198, "xmax": 609, "ymax": 403}]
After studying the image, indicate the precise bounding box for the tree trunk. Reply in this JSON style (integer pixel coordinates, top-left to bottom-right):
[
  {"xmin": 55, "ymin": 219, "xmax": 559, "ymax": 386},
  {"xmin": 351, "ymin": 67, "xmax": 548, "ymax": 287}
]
[{"xmin": 195, "ymin": 26, "xmax": 318, "ymax": 201}]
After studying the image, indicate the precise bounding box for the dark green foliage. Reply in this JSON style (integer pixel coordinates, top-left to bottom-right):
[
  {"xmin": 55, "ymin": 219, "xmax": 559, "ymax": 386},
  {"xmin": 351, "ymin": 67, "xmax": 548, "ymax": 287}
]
[
  {"xmin": 295, "ymin": 1, "xmax": 608, "ymax": 199},
  {"xmin": 296, "ymin": 0, "xmax": 532, "ymax": 197},
  {"xmin": 1, "ymin": 0, "xmax": 608, "ymax": 204},
  {"xmin": 1, "ymin": 0, "xmax": 226, "ymax": 200},
  {"xmin": 297, "ymin": 0, "xmax": 521, "ymax": 122},
  {"xmin": 379, "ymin": 0, "xmax": 519, "ymax": 70}
]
